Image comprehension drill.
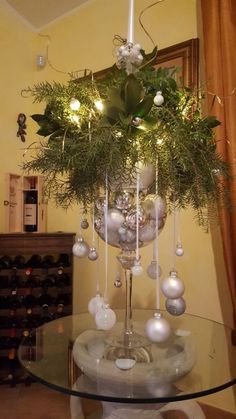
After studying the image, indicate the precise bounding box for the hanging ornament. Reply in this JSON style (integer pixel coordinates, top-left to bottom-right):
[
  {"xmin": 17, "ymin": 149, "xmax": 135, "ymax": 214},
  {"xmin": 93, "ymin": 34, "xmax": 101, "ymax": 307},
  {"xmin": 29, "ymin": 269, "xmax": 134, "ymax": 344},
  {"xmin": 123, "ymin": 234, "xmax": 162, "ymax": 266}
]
[
  {"xmin": 72, "ymin": 237, "xmax": 89, "ymax": 258},
  {"xmin": 126, "ymin": 207, "xmax": 146, "ymax": 230},
  {"xmin": 88, "ymin": 293, "xmax": 104, "ymax": 316},
  {"xmin": 116, "ymin": 43, "xmax": 143, "ymax": 74},
  {"xmin": 145, "ymin": 312, "xmax": 171, "ymax": 343},
  {"xmin": 81, "ymin": 219, "xmax": 89, "ymax": 229},
  {"xmin": 88, "ymin": 247, "xmax": 98, "ymax": 261},
  {"xmin": 95, "ymin": 304, "xmax": 116, "ymax": 330},
  {"xmin": 165, "ymin": 297, "xmax": 186, "ymax": 316},
  {"xmin": 161, "ymin": 270, "xmax": 185, "ymax": 299},
  {"xmin": 131, "ymin": 258, "xmax": 143, "ymax": 276},
  {"xmin": 175, "ymin": 242, "xmax": 184, "ymax": 256},
  {"xmin": 153, "ymin": 91, "xmax": 164, "ymax": 106},
  {"xmin": 114, "ymin": 274, "xmax": 122, "ymax": 288},
  {"xmin": 147, "ymin": 260, "xmax": 162, "ymax": 279}
]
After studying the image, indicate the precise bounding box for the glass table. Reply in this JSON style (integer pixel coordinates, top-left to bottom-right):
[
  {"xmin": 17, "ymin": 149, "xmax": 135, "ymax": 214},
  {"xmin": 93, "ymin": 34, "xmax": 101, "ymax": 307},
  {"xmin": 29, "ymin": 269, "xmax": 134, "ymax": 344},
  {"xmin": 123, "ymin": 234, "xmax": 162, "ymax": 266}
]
[{"xmin": 18, "ymin": 309, "xmax": 236, "ymax": 419}]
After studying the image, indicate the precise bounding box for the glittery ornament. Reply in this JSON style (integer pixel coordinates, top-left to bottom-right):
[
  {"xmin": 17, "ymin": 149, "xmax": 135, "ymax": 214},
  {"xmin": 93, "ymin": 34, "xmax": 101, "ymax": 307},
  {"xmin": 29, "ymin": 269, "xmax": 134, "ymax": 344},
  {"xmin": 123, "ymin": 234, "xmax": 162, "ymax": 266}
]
[
  {"xmin": 95, "ymin": 197, "xmax": 106, "ymax": 212},
  {"xmin": 88, "ymin": 247, "xmax": 98, "ymax": 261},
  {"xmin": 165, "ymin": 297, "xmax": 186, "ymax": 316},
  {"xmin": 116, "ymin": 42, "xmax": 143, "ymax": 74},
  {"xmin": 147, "ymin": 260, "xmax": 162, "ymax": 279},
  {"xmin": 145, "ymin": 312, "xmax": 171, "ymax": 343},
  {"xmin": 88, "ymin": 294, "xmax": 104, "ymax": 316},
  {"xmin": 114, "ymin": 191, "xmax": 134, "ymax": 211},
  {"xmin": 154, "ymin": 91, "xmax": 164, "ymax": 106},
  {"xmin": 81, "ymin": 219, "xmax": 89, "ymax": 229},
  {"xmin": 95, "ymin": 304, "xmax": 116, "ymax": 330},
  {"xmin": 175, "ymin": 243, "xmax": 184, "ymax": 256},
  {"xmin": 126, "ymin": 208, "xmax": 146, "ymax": 230},
  {"xmin": 72, "ymin": 237, "xmax": 89, "ymax": 258},
  {"xmin": 161, "ymin": 270, "xmax": 185, "ymax": 299}
]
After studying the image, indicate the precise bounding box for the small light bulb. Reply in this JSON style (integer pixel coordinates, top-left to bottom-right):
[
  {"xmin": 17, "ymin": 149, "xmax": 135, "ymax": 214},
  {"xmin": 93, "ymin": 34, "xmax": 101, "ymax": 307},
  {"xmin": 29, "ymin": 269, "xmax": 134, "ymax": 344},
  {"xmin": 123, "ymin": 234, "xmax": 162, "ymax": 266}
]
[
  {"xmin": 70, "ymin": 98, "xmax": 81, "ymax": 111},
  {"xmin": 71, "ymin": 115, "xmax": 80, "ymax": 124},
  {"xmin": 94, "ymin": 100, "xmax": 104, "ymax": 111}
]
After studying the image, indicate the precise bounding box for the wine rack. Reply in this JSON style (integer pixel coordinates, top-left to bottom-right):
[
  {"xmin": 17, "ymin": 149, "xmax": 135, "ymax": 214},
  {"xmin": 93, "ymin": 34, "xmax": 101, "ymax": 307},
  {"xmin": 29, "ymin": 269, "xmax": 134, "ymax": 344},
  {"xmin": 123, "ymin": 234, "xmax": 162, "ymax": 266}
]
[{"xmin": 0, "ymin": 232, "xmax": 75, "ymax": 387}]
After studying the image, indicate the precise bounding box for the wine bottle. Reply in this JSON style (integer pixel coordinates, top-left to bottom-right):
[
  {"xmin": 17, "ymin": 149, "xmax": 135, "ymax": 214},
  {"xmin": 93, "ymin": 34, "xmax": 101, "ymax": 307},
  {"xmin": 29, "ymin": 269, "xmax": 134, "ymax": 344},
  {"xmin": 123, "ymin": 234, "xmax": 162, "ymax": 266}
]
[
  {"xmin": 7, "ymin": 309, "xmax": 22, "ymax": 329},
  {"xmin": 54, "ymin": 303, "xmax": 65, "ymax": 319},
  {"xmin": 23, "ymin": 177, "xmax": 38, "ymax": 232},
  {"xmin": 41, "ymin": 255, "xmax": 55, "ymax": 270},
  {"xmin": 38, "ymin": 287, "xmax": 53, "ymax": 307},
  {"xmin": 21, "ymin": 330, "xmax": 36, "ymax": 362},
  {"xmin": 12, "ymin": 255, "xmax": 26, "ymax": 269},
  {"xmin": 7, "ymin": 328, "xmax": 20, "ymax": 350},
  {"xmin": 0, "ymin": 255, "xmax": 12, "ymax": 269},
  {"xmin": 56, "ymin": 253, "xmax": 70, "ymax": 275},
  {"xmin": 23, "ymin": 288, "xmax": 37, "ymax": 309},
  {"xmin": 25, "ymin": 254, "xmax": 42, "ymax": 275},
  {"xmin": 41, "ymin": 304, "xmax": 54, "ymax": 324}
]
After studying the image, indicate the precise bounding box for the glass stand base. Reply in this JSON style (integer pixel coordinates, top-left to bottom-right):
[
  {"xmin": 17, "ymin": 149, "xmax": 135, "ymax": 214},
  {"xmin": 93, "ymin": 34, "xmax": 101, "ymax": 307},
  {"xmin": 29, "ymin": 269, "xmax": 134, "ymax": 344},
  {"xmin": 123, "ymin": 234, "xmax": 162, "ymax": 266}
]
[{"xmin": 103, "ymin": 329, "xmax": 153, "ymax": 363}]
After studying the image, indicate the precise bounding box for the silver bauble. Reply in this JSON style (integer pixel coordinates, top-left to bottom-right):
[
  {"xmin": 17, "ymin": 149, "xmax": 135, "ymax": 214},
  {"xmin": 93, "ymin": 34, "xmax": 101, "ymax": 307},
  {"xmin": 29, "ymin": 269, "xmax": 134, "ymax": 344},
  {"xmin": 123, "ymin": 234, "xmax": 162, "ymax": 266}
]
[
  {"xmin": 81, "ymin": 219, "xmax": 89, "ymax": 229},
  {"xmin": 88, "ymin": 247, "xmax": 98, "ymax": 261},
  {"xmin": 161, "ymin": 271, "xmax": 185, "ymax": 299},
  {"xmin": 175, "ymin": 243, "xmax": 184, "ymax": 256},
  {"xmin": 114, "ymin": 276, "xmax": 122, "ymax": 288},
  {"xmin": 131, "ymin": 262, "xmax": 144, "ymax": 276},
  {"xmin": 95, "ymin": 305, "xmax": 116, "ymax": 330},
  {"xmin": 114, "ymin": 191, "xmax": 134, "ymax": 210},
  {"xmin": 72, "ymin": 237, "xmax": 89, "ymax": 258},
  {"xmin": 107, "ymin": 208, "xmax": 125, "ymax": 231},
  {"xmin": 139, "ymin": 224, "xmax": 156, "ymax": 242},
  {"xmin": 126, "ymin": 208, "xmax": 146, "ymax": 230},
  {"xmin": 147, "ymin": 260, "xmax": 162, "ymax": 279},
  {"xmin": 132, "ymin": 117, "xmax": 142, "ymax": 126},
  {"xmin": 145, "ymin": 312, "xmax": 171, "ymax": 343},
  {"xmin": 143, "ymin": 194, "xmax": 166, "ymax": 219},
  {"xmin": 165, "ymin": 297, "xmax": 186, "ymax": 316},
  {"xmin": 95, "ymin": 197, "xmax": 106, "ymax": 212}
]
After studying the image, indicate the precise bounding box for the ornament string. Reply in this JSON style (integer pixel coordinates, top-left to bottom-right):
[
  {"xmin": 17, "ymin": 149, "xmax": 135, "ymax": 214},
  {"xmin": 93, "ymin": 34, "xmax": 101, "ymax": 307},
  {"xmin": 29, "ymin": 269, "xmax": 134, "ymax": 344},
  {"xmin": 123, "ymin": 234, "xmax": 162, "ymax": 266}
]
[
  {"xmin": 104, "ymin": 173, "xmax": 109, "ymax": 303},
  {"xmin": 155, "ymin": 158, "xmax": 160, "ymax": 311},
  {"xmin": 172, "ymin": 199, "xmax": 177, "ymax": 271},
  {"xmin": 135, "ymin": 169, "xmax": 140, "ymax": 262},
  {"xmin": 95, "ymin": 237, "xmax": 100, "ymax": 294},
  {"xmin": 139, "ymin": 0, "xmax": 164, "ymax": 48}
]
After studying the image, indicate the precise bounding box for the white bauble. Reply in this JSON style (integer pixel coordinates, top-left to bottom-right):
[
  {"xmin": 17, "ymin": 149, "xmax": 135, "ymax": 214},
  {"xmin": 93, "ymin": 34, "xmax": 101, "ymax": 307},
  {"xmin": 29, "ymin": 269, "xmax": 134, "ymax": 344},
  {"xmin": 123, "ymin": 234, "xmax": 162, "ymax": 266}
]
[
  {"xmin": 139, "ymin": 224, "xmax": 156, "ymax": 242},
  {"xmin": 145, "ymin": 312, "xmax": 171, "ymax": 343},
  {"xmin": 115, "ymin": 358, "xmax": 136, "ymax": 370},
  {"xmin": 131, "ymin": 263, "xmax": 144, "ymax": 276},
  {"xmin": 175, "ymin": 243, "xmax": 184, "ymax": 257},
  {"xmin": 161, "ymin": 271, "xmax": 185, "ymax": 299},
  {"xmin": 95, "ymin": 305, "xmax": 116, "ymax": 330},
  {"xmin": 154, "ymin": 91, "xmax": 164, "ymax": 106},
  {"xmin": 88, "ymin": 247, "xmax": 99, "ymax": 261},
  {"xmin": 72, "ymin": 237, "xmax": 89, "ymax": 258},
  {"xmin": 88, "ymin": 294, "xmax": 104, "ymax": 316},
  {"xmin": 143, "ymin": 195, "xmax": 166, "ymax": 219},
  {"xmin": 107, "ymin": 208, "xmax": 125, "ymax": 232}
]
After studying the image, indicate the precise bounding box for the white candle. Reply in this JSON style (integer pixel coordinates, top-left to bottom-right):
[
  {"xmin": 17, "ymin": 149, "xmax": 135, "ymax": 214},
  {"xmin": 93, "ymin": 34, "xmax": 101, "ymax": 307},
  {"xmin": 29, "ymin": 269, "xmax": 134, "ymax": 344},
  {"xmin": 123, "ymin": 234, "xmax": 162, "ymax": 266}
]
[{"xmin": 127, "ymin": 0, "xmax": 134, "ymax": 44}]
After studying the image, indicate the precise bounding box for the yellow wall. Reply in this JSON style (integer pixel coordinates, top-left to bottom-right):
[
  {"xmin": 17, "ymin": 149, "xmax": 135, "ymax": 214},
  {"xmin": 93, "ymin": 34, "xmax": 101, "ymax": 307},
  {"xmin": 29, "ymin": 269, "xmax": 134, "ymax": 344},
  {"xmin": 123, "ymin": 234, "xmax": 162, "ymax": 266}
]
[{"xmin": 0, "ymin": 0, "xmax": 235, "ymax": 412}]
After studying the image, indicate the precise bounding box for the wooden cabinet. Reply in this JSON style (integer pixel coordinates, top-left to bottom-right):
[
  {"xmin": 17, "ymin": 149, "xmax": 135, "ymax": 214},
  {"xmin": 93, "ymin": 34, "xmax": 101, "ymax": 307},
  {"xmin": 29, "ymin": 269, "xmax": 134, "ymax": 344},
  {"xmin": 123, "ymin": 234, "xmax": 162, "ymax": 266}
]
[
  {"xmin": 4, "ymin": 174, "xmax": 47, "ymax": 233},
  {"xmin": 0, "ymin": 232, "xmax": 75, "ymax": 386}
]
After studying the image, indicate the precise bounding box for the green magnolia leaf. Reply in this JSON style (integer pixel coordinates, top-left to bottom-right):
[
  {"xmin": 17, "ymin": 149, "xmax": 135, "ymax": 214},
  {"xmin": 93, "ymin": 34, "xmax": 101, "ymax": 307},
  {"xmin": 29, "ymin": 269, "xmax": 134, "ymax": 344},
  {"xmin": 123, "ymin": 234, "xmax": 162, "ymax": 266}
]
[
  {"xmin": 124, "ymin": 74, "xmax": 143, "ymax": 114},
  {"xmin": 204, "ymin": 116, "xmax": 221, "ymax": 129},
  {"xmin": 134, "ymin": 95, "xmax": 153, "ymax": 118},
  {"xmin": 119, "ymin": 112, "xmax": 132, "ymax": 126},
  {"xmin": 140, "ymin": 46, "xmax": 158, "ymax": 68},
  {"xmin": 103, "ymin": 105, "xmax": 121, "ymax": 122},
  {"xmin": 31, "ymin": 114, "xmax": 47, "ymax": 124},
  {"xmin": 139, "ymin": 115, "xmax": 157, "ymax": 130},
  {"xmin": 108, "ymin": 87, "xmax": 126, "ymax": 111}
]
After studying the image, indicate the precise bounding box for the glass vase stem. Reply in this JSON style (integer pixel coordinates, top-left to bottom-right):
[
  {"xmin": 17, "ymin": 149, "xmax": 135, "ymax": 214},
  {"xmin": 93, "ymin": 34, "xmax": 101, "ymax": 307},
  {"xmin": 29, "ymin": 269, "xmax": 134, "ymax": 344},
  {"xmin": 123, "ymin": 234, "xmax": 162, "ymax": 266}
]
[{"xmin": 124, "ymin": 268, "xmax": 133, "ymax": 336}]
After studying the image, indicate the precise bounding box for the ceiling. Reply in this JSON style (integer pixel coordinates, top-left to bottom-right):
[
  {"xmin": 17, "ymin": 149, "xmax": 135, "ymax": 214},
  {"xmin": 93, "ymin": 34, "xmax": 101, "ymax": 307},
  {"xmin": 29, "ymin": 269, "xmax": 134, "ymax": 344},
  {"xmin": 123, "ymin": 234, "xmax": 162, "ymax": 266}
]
[{"xmin": 5, "ymin": 0, "xmax": 89, "ymax": 30}]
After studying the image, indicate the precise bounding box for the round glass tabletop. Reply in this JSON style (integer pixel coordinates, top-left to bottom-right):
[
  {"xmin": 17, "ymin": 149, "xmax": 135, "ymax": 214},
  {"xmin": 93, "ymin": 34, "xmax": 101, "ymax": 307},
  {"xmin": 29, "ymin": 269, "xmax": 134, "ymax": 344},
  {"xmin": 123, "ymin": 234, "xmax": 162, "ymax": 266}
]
[{"xmin": 18, "ymin": 309, "xmax": 236, "ymax": 404}]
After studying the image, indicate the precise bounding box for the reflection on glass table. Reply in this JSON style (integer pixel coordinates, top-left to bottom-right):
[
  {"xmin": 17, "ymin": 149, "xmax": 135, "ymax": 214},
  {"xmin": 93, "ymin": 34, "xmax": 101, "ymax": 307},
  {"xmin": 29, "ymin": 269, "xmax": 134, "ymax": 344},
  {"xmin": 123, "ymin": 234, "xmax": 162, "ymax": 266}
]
[{"xmin": 18, "ymin": 310, "xmax": 236, "ymax": 419}]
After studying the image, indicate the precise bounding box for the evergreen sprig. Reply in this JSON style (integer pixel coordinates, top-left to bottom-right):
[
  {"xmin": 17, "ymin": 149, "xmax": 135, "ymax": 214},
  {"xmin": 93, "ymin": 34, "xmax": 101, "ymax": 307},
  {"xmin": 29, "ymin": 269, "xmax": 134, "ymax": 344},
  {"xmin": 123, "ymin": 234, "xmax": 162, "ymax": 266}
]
[{"xmin": 23, "ymin": 59, "xmax": 230, "ymax": 226}]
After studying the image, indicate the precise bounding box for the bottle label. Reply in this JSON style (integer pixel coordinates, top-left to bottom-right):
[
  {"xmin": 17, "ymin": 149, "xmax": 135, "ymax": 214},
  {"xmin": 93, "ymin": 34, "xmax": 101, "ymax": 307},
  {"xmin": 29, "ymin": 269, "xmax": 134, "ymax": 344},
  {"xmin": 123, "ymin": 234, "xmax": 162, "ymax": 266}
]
[{"xmin": 24, "ymin": 204, "xmax": 37, "ymax": 225}]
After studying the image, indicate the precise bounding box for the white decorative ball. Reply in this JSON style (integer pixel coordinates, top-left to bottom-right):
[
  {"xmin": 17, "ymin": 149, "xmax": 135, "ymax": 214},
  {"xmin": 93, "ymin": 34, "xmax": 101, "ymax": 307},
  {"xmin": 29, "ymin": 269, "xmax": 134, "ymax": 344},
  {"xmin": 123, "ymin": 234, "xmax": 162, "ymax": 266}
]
[
  {"xmin": 165, "ymin": 297, "xmax": 186, "ymax": 316},
  {"xmin": 69, "ymin": 98, "xmax": 81, "ymax": 111},
  {"xmin": 115, "ymin": 358, "xmax": 136, "ymax": 370},
  {"xmin": 161, "ymin": 270, "xmax": 185, "ymax": 299},
  {"xmin": 88, "ymin": 294, "xmax": 104, "ymax": 316},
  {"xmin": 153, "ymin": 91, "xmax": 164, "ymax": 106},
  {"xmin": 131, "ymin": 261, "xmax": 144, "ymax": 277},
  {"xmin": 175, "ymin": 243, "xmax": 184, "ymax": 256},
  {"xmin": 107, "ymin": 209, "xmax": 125, "ymax": 231},
  {"xmin": 88, "ymin": 247, "xmax": 98, "ymax": 261},
  {"xmin": 95, "ymin": 305, "xmax": 116, "ymax": 330},
  {"xmin": 145, "ymin": 312, "xmax": 171, "ymax": 343},
  {"xmin": 72, "ymin": 237, "xmax": 89, "ymax": 258},
  {"xmin": 147, "ymin": 260, "xmax": 162, "ymax": 279}
]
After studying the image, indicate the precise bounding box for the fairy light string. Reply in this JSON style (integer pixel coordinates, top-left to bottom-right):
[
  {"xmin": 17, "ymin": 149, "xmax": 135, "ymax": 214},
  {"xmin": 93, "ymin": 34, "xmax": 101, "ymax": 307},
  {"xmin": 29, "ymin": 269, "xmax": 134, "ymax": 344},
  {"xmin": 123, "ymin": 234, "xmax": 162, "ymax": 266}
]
[
  {"xmin": 155, "ymin": 157, "xmax": 160, "ymax": 311},
  {"xmin": 104, "ymin": 173, "xmax": 109, "ymax": 303}
]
